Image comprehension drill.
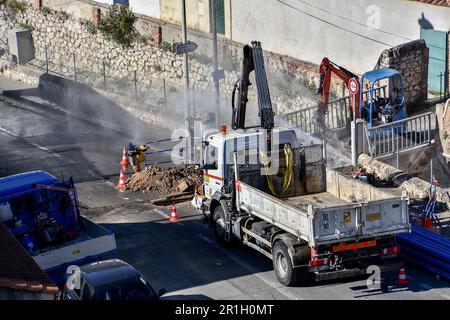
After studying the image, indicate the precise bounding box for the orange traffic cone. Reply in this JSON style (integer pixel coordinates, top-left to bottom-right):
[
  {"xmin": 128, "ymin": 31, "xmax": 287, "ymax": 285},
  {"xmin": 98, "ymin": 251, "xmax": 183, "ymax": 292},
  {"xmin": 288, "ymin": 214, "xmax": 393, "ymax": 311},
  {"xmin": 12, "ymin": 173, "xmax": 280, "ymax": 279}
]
[
  {"xmin": 169, "ymin": 202, "xmax": 179, "ymax": 222},
  {"xmin": 119, "ymin": 147, "xmax": 129, "ymax": 169},
  {"xmin": 117, "ymin": 170, "xmax": 126, "ymax": 189},
  {"xmin": 396, "ymin": 268, "xmax": 409, "ymax": 285}
]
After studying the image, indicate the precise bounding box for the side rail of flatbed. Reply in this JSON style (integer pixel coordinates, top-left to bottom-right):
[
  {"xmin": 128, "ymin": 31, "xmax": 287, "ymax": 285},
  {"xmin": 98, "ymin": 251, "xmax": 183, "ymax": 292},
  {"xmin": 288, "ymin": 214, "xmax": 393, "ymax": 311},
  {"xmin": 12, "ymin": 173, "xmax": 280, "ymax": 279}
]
[{"xmin": 236, "ymin": 168, "xmax": 410, "ymax": 248}]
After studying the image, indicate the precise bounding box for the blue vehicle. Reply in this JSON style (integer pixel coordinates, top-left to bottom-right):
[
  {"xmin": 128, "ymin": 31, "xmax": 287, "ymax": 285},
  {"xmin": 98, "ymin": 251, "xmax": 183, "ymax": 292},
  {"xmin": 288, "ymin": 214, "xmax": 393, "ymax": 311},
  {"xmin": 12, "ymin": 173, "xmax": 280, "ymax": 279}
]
[
  {"xmin": 0, "ymin": 171, "xmax": 117, "ymax": 285},
  {"xmin": 359, "ymin": 68, "xmax": 408, "ymax": 130}
]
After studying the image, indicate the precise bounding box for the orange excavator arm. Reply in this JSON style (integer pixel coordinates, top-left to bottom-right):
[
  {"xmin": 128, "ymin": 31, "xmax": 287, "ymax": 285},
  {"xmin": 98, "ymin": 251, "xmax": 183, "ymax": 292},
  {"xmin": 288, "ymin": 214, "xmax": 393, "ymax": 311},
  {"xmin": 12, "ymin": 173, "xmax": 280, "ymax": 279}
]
[{"xmin": 318, "ymin": 57, "xmax": 360, "ymax": 119}]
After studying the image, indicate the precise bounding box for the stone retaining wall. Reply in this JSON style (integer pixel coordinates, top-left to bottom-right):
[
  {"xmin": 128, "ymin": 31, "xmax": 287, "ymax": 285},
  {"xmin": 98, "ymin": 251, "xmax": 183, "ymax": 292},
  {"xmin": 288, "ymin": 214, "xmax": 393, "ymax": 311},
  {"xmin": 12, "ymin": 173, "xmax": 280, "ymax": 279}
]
[
  {"xmin": 376, "ymin": 40, "xmax": 429, "ymax": 112},
  {"xmin": 0, "ymin": 2, "xmax": 320, "ymax": 115}
]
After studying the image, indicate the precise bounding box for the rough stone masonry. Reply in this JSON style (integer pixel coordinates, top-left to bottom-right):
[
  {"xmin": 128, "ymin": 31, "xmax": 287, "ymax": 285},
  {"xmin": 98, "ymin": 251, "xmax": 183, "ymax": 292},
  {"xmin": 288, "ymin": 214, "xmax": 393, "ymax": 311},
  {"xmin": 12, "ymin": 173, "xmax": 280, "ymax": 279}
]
[
  {"xmin": 0, "ymin": 3, "xmax": 319, "ymax": 115},
  {"xmin": 376, "ymin": 40, "xmax": 429, "ymax": 112}
]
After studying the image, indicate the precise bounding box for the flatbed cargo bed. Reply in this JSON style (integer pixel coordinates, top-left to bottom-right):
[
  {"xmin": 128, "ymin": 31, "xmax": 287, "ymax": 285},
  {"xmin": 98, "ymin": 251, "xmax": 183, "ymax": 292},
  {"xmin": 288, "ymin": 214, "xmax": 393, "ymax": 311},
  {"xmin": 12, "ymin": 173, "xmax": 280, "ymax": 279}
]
[{"xmin": 285, "ymin": 192, "xmax": 350, "ymax": 210}]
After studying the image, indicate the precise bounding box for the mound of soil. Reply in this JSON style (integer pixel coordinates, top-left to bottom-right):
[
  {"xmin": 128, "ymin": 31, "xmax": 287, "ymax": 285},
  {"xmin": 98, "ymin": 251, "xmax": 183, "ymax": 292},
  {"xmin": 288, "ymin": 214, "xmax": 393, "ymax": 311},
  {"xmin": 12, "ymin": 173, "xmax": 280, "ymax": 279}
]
[{"xmin": 125, "ymin": 165, "xmax": 203, "ymax": 193}]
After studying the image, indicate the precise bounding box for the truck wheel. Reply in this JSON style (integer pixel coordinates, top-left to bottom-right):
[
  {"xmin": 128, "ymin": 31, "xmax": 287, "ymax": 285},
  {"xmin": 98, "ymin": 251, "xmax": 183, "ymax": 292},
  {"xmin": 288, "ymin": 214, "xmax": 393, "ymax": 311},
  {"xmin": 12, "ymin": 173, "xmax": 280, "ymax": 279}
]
[
  {"xmin": 213, "ymin": 201, "xmax": 230, "ymax": 246},
  {"xmin": 272, "ymin": 241, "xmax": 298, "ymax": 286}
]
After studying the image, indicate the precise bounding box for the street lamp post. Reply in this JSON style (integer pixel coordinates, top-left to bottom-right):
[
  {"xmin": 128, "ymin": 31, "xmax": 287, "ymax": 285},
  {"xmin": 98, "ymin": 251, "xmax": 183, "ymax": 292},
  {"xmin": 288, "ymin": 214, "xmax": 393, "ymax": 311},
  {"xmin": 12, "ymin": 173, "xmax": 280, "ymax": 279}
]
[
  {"xmin": 181, "ymin": 0, "xmax": 194, "ymax": 163},
  {"xmin": 210, "ymin": 0, "xmax": 221, "ymax": 128}
]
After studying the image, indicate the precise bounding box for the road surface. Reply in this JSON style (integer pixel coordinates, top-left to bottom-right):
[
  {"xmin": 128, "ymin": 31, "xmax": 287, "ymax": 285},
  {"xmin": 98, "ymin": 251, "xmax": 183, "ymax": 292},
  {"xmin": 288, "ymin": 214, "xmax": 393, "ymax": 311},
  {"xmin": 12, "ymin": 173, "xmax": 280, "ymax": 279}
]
[{"xmin": 0, "ymin": 76, "xmax": 449, "ymax": 300}]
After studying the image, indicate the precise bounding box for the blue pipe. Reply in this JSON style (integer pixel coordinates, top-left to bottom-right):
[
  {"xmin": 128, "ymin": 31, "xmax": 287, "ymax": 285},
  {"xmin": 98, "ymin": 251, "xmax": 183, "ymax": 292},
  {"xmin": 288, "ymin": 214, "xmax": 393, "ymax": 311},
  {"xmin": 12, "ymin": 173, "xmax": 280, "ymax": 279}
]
[
  {"xmin": 396, "ymin": 234, "xmax": 450, "ymax": 264},
  {"xmin": 399, "ymin": 253, "xmax": 450, "ymax": 281},
  {"xmin": 411, "ymin": 224, "xmax": 450, "ymax": 246},
  {"xmin": 399, "ymin": 227, "xmax": 450, "ymax": 250},
  {"xmin": 397, "ymin": 232, "xmax": 450, "ymax": 254},
  {"xmin": 399, "ymin": 244, "xmax": 450, "ymax": 274}
]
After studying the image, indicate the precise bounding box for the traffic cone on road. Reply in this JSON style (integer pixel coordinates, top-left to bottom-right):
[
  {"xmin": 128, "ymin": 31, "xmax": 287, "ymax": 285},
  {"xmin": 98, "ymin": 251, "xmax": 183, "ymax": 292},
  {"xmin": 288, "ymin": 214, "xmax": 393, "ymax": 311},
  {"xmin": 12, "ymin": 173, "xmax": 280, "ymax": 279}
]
[
  {"xmin": 117, "ymin": 170, "xmax": 126, "ymax": 189},
  {"xmin": 169, "ymin": 202, "xmax": 179, "ymax": 222},
  {"xmin": 119, "ymin": 147, "xmax": 129, "ymax": 169},
  {"xmin": 396, "ymin": 268, "xmax": 409, "ymax": 285}
]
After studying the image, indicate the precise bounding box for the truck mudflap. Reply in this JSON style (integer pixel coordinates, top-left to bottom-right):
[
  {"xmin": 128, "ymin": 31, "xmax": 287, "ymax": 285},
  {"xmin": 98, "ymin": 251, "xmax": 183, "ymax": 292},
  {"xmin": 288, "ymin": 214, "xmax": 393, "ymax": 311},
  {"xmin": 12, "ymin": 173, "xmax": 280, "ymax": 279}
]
[{"xmin": 313, "ymin": 260, "xmax": 403, "ymax": 282}]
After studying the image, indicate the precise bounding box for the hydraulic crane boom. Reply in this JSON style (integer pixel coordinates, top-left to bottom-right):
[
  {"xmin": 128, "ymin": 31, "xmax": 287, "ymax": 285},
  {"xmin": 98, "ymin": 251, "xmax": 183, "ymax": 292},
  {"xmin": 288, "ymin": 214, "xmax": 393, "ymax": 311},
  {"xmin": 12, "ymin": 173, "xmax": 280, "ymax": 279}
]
[
  {"xmin": 318, "ymin": 57, "xmax": 360, "ymax": 118},
  {"xmin": 231, "ymin": 41, "xmax": 275, "ymax": 131}
]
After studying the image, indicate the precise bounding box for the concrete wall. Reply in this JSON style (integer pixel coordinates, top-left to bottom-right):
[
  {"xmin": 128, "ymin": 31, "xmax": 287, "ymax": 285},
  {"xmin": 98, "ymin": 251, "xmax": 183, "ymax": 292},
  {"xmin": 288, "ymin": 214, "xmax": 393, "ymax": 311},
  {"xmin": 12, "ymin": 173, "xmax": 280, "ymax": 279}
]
[
  {"xmin": 230, "ymin": 0, "xmax": 450, "ymax": 75},
  {"xmin": 159, "ymin": 0, "xmax": 232, "ymax": 37},
  {"xmin": 160, "ymin": 0, "xmax": 211, "ymax": 34},
  {"xmin": 129, "ymin": 0, "xmax": 160, "ymax": 19}
]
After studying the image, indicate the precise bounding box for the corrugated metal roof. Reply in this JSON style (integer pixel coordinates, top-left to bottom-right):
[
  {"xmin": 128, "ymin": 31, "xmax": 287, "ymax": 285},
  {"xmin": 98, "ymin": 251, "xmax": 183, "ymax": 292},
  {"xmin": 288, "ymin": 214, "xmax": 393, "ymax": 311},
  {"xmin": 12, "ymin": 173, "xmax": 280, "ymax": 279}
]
[
  {"xmin": 0, "ymin": 222, "xmax": 59, "ymax": 295},
  {"xmin": 412, "ymin": 0, "xmax": 450, "ymax": 7}
]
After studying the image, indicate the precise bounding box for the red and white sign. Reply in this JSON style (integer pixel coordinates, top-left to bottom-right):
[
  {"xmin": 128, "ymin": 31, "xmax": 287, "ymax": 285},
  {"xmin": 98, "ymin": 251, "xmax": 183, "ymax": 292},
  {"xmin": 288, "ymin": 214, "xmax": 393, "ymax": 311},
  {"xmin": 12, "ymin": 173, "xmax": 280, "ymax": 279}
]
[{"xmin": 348, "ymin": 78, "xmax": 360, "ymax": 95}]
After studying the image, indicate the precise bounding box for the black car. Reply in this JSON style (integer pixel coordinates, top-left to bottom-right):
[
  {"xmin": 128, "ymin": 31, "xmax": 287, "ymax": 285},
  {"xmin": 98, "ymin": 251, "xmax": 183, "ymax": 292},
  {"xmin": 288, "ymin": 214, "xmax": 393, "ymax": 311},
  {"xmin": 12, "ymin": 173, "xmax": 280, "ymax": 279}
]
[{"xmin": 62, "ymin": 259, "xmax": 166, "ymax": 300}]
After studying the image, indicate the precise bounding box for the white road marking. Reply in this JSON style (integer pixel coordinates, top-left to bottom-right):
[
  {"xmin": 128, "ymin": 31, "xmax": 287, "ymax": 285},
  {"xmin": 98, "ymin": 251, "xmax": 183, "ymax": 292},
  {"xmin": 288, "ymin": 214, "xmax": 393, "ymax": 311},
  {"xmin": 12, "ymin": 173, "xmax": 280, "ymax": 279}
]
[
  {"xmin": 86, "ymin": 170, "xmax": 118, "ymax": 189},
  {"xmin": 0, "ymin": 126, "xmax": 76, "ymax": 162},
  {"xmin": 196, "ymin": 234, "xmax": 300, "ymax": 300},
  {"xmin": 153, "ymin": 208, "xmax": 170, "ymax": 219}
]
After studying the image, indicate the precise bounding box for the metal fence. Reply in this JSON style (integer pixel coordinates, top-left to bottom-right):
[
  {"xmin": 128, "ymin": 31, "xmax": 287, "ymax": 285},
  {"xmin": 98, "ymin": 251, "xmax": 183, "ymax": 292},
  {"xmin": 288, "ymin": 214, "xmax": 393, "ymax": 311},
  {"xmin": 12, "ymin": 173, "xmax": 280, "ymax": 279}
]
[
  {"xmin": 363, "ymin": 111, "xmax": 435, "ymax": 158},
  {"xmin": 282, "ymin": 86, "xmax": 386, "ymax": 133},
  {"xmin": 23, "ymin": 45, "xmax": 178, "ymax": 107},
  {"xmin": 437, "ymin": 70, "xmax": 450, "ymax": 101}
]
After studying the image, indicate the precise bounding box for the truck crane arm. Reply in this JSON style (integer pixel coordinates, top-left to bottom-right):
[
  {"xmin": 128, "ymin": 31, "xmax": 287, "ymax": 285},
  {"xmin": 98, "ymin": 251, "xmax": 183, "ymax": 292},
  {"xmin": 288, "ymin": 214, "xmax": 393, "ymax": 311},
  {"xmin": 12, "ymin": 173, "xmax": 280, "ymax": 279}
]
[
  {"xmin": 317, "ymin": 57, "xmax": 360, "ymax": 118},
  {"xmin": 231, "ymin": 41, "xmax": 275, "ymax": 131}
]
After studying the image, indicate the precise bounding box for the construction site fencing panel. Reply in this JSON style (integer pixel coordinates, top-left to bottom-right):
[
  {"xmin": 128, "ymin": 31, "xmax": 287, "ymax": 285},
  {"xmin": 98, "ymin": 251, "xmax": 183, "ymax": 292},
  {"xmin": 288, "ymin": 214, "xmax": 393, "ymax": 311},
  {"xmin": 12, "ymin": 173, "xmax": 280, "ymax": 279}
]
[
  {"xmin": 364, "ymin": 112, "xmax": 435, "ymax": 158},
  {"xmin": 282, "ymin": 86, "xmax": 386, "ymax": 133}
]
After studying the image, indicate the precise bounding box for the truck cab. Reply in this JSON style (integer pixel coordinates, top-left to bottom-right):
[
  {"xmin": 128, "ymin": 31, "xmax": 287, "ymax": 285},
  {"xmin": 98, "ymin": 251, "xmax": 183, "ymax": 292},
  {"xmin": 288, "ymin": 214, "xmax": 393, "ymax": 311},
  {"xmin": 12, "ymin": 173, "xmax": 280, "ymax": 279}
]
[{"xmin": 202, "ymin": 127, "xmax": 299, "ymax": 207}]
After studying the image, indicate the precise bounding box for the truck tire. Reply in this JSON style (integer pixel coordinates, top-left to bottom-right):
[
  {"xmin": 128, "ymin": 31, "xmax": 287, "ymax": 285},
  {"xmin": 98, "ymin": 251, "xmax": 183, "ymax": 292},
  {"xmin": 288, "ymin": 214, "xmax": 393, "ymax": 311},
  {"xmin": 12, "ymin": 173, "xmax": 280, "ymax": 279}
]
[
  {"xmin": 272, "ymin": 241, "xmax": 298, "ymax": 286},
  {"xmin": 212, "ymin": 201, "xmax": 231, "ymax": 246}
]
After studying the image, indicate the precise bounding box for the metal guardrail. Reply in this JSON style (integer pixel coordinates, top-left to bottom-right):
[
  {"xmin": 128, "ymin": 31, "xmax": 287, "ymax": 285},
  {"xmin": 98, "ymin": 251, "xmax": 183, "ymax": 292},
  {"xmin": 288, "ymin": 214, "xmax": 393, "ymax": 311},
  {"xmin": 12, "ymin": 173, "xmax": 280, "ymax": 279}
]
[
  {"xmin": 282, "ymin": 86, "xmax": 386, "ymax": 133},
  {"xmin": 144, "ymin": 137, "xmax": 186, "ymax": 166},
  {"xmin": 363, "ymin": 112, "xmax": 435, "ymax": 158}
]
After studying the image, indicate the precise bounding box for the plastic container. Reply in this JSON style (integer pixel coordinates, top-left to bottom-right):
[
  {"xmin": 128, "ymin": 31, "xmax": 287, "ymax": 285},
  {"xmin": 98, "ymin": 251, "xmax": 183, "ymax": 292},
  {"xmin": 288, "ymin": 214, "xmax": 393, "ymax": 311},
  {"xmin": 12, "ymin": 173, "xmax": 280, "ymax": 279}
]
[{"xmin": 0, "ymin": 202, "xmax": 13, "ymax": 221}]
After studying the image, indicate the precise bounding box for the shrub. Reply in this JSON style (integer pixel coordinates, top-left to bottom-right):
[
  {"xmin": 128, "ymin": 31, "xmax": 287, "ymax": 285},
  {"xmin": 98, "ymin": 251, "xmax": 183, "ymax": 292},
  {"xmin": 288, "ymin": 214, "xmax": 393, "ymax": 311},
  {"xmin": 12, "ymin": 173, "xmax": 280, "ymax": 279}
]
[
  {"xmin": 41, "ymin": 6, "xmax": 51, "ymax": 15},
  {"xmin": 8, "ymin": 0, "xmax": 27, "ymax": 14},
  {"xmin": 98, "ymin": 4, "xmax": 137, "ymax": 47},
  {"xmin": 17, "ymin": 22, "xmax": 33, "ymax": 31},
  {"xmin": 152, "ymin": 63, "xmax": 162, "ymax": 72},
  {"xmin": 159, "ymin": 41, "xmax": 172, "ymax": 52},
  {"xmin": 57, "ymin": 10, "xmax": 69, "ymax": 21},
  {"xmin": 85, "ymin": 21, "xmax": 97, "ymax": 34}
]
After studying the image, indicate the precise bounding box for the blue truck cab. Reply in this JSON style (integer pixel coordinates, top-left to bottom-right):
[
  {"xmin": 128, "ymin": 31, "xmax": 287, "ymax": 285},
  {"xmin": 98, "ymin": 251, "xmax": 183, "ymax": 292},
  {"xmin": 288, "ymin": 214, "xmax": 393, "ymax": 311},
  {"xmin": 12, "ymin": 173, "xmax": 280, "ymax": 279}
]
[{"xmin": 0, "ymin": 171, "xmax": 117, "ymax": 285}]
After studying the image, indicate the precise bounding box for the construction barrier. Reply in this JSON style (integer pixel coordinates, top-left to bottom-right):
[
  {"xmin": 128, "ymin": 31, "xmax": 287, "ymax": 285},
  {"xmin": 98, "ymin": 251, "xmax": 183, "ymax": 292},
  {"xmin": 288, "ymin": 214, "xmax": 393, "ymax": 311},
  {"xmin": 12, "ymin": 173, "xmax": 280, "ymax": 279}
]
[
  {"xmin": 397, "ymin": 224, "xmax": 450, "ymax": 280},
  {"xmin": 143, "ymin": 136, "xmax": 186, "ymax": 167}
]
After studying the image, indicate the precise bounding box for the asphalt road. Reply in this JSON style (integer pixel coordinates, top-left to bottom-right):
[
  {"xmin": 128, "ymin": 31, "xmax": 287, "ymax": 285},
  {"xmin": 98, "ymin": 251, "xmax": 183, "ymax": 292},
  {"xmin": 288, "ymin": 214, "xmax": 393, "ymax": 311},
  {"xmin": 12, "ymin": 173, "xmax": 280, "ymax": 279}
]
[{"xmin": 1, "ymin": 76, "xmax": 449, "ymax": 300}]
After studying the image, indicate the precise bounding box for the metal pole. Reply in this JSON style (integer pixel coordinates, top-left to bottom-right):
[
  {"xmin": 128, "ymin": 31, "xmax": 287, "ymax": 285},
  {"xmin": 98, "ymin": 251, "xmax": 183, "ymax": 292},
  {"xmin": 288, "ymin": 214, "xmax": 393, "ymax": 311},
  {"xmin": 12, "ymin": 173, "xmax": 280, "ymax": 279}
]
[
  {"xmin": 430, "ymin": 158, "xmax": 433, "ymax": 182},
  {"xmin": 163, "ymin": 78, "xmax": 167, "ymax": 108},
  {"xmin": 351, "ymin": 94, "xmax": 357, "ymax": 167},
  {"xmin": 181, "ymin": 0, "xmax": 193, "ymax": 163},
  {"xmin": 134, "ymin": 70, "xmax": 138, "ymax": 100},
  {"xmin": 210, "ymin": 0, "xmax": 220, "ymax": 128},
  {"xmin": 45, "ymin": 45, "xmax": 48, "ymax": 74},
  {"xmin": 102, "ymin": 59, "xmax": 106, "ymax": 90},
  {"xmin": 396, "ymin": 134, "xmax": 399, "ymax": 169},
  {"xmin": 72, "ymin": 53, "xmax": 77, "ymax": 81}
]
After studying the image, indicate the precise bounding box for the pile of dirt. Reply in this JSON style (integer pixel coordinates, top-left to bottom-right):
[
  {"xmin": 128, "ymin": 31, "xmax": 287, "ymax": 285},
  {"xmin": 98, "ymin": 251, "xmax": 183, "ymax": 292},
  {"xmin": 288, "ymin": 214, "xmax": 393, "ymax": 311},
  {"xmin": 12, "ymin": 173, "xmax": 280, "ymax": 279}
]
[{"xmin": 125, "ymin": 165, "xmax": 203, "ymax": 193}]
